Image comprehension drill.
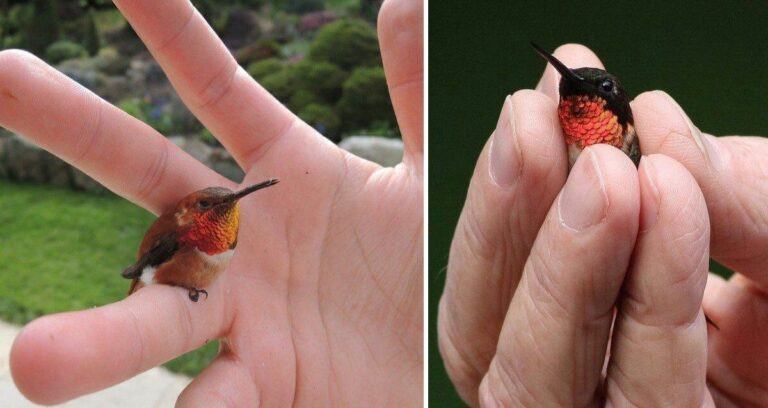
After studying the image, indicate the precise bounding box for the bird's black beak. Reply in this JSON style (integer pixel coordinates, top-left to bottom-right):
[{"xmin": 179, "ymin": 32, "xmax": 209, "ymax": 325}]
[
  {"xmin": 531, "ymin": 42, "xmax": 584, "ymax": 84},
  {"xmin": 223, "ymin": 178, "xmax": 280, "ymax": 204}
]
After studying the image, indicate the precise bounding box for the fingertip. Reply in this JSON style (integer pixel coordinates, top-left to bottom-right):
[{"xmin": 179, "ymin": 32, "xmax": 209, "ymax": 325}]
[
  {"xmin": 11, "ymin": 316, "xmax": 74, "ymax": 405},
  {"xmin": 583, "ymin": 144, "xmax": 641, "ymax": 230},
  {"xmin": 508, "ymin": 89, "xmax": 565, "ymax": 169}
]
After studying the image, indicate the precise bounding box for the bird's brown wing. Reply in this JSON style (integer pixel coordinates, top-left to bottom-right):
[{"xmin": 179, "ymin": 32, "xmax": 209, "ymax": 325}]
[{"xmin": 121, "ymin": 232, "xmax": 179, "ymax": 279}]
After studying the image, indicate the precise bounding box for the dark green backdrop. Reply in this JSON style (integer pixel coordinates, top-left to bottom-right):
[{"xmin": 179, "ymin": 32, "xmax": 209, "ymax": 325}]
[{"xmin": 429, "ymin": 1, "xmax": 768, "ymax": 405}]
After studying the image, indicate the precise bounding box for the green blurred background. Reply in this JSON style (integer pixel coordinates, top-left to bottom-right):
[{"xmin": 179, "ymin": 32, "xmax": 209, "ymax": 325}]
[{"xmin": 429, "ymin": 1, "xmax": 768, "ymax": 405}]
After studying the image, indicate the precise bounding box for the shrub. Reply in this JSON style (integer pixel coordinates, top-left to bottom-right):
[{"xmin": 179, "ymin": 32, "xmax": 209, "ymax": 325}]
[
  {"xmin": 299, "ymin": 104, "xmax": 341, "ymax": 141},
  {"xmin": 94, "ymin": 46, "xmax": 129, "ymax": 75},
  {"xmin": 290, "ymin": 60, "xmax": 347, "ymax": 103},
  {"xmin": 288, "ymin": 89, "xmax": 319, "ymax": 113},
  {"xmin": 308, "ymin": 19, "xmax": 379, "ymax": 71},
  {"xmin": 259, "ymin": 69, "xmax": 294, "ymax": 103},
  {"xmin": 118, "ymin": 97, "xmax": 148, "ymax": 123},
  {"xmin": 337, "ymin": 66, "xmax": 395, "ymax": 134},
  {"xmin": 247, "ymin": 58, "xmax": 283, "ymax": 81},
  {"xmin": 45, "ymin": 40, "xmax": 88, "ymax": 64}
]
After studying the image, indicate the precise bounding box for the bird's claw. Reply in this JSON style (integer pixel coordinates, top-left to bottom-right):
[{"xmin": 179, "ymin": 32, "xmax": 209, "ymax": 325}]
[{"xmin": 187, "ymin": 287, "xmax": 208, "ymax": 302}]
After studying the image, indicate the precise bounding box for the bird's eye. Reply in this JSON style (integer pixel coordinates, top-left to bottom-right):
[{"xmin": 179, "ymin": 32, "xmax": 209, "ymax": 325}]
[
  {"xmin": 197, "ymin": 200, "xmax": 211, "ymax": 209},
  {"xmin": 600, "ymin": 80, "xmax": 614, "ymax": 93}
]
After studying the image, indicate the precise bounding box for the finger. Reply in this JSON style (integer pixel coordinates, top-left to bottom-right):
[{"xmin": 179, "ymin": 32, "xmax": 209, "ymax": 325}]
[
  {"xmin": 176, "ymin": 353, "xmax": 258, "ymax": 407},
  {"xmin": 534, "ymin": 43, "xmax": 605, "ymax": 101},
  {"xmin": 10, "ymin": 282, "xmax": 232, "ymax": 405},
  {"xmin": 113, "ymin": 0, "xmax": 297, "ymax": 168},
  {"xmin": 0, "ymin": 50, "xmax": 232, "ymax": 215},
  {"xmin": 605, "ymin": 155, "xmax": 711, "ymax": 405},
  {"xmin": 479, "ymin": 145, "xmax": 640, "ymax": 407},
  {"xmin": 378, "ymin": 0, "xmax": 423, "ymax": 167},
  {"xmin": 437, "ymin": 90, "xmax": 566, "ymax": 405},
  {"xmin": 631, "ymin": 91, "xmax": 768, "ymax": 281},
  {"xmin": 702, "ymin": 274, "xmax": 768, "ymax": 405}
]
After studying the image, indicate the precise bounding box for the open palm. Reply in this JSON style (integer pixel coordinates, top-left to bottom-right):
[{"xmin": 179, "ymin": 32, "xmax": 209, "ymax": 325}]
[{"xmin": 0, "ymin": 0, "xmax": 423, "ymax": 405}]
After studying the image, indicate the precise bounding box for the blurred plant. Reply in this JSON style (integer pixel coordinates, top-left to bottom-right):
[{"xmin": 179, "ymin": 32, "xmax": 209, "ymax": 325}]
[
  {"xmin": 290, "ymin": 59, "xmax": 346, "ymax": 102},
  {"xmin": 308, "ymin": 18, "xmax": 380, "ymax": 70},
  {"xmin": 276, "ymin": 0, "xmax": 325, "ymax": 14},
  {"xmin": 236, "ymin": 39, "xmax": 280, "ymax": 66},
  {"xmin": 93, "ymin": 46, "xmax": 129, "ymax": 75},
  {"xmin": 199, "ymin": 128, "xmax": 220, "ymax": 146},
  {"xmin": 26, "ymin": 0, "xmax": 60, "ymax": 54},
  {"xmin": 299, "ymin": 103, "xmax": 341, "ymax": 141},
  {"xmin": 45, "ymin": 40, "xmax": 88, "ymax": 64},
  {"xmin": 260, "ymin": 68, "xmax": 295, "ymax": 102},
  {"xmin": 337, "ymin": 66, "xmax": 396, "ymax": 134},
  {"xmin": 288, "ymin": 89, "xmax": 319, "ymax": 112},
  {"xmin": 247, "ymin": 57, "xmax": 283, "ymax": 81},
  {"xmin": 117, "ymin": 97, "xmax": 149, "ymax": 123}
]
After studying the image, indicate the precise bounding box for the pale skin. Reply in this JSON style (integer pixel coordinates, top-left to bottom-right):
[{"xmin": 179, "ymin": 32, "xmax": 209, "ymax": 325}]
[
  {"xmin": 0, "ymin": 0, "xmax": 422, "ymax": 405},
  {"xmin": 438, "ymin": 44, "xmax": 768, "ymax": 407}
]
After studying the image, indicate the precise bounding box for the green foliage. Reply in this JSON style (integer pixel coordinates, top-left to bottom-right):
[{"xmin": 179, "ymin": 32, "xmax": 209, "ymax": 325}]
[
  {"xmin": 45, "ymin": 40, "xmax": 88, "ymax": 64},
  {"xmin": 236, "ymin": 39, "xmax": 280, "ymax": 66},
  {"xmin": 199, "ymin": 128, "xmax": 220, "ymax": 146},
  {"xmin": 291, "ymin": 59, "xmax": 346, "ymax": 102},
  {"xmin": 94, "ymin": 46, "xmax": 129, "ymax": 75},
  {"xmin": 299, "ymin": 103, "xmax": 340, "ymax": 140},
  {"xmin": 288, "ymin": 89, "xmax": 319, "ymax": 112},
  {"xmin": 26, "ymin": 0, "xmax": 60, "ymax": 54},
  {"xmin": 337, "ymin": 66, "xmax": 395, "ymax": 133},
  {"xmin": 0, "ymin": 180, "xmax": 215, "ymax": 376},
  {"xmin": 246, "ymin": 57, "xmax": 283, "ymax": 81},
  {"xmin": 117, "ymin": 97, "xmax": 179, "ymax": 135},
  {"xmin": 279, "ymin": 0, "xmax": 325, "ymax": 13},
  {"xmin": 308, "ymin": 19, "xmax": 379, "ymax": 70},
  {"xmin": 82, "ymin": 9, "xmax": 101, "ymax": 55},
  {"xmin": 117, "ymin": 97, "xmax": 148, "ymax": 123},
  {"xmin": 260, "ymin": 69, "xmax": 295, "ymax": 102}
]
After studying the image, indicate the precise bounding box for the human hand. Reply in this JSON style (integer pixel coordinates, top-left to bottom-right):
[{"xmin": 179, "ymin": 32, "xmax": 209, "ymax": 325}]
[
  {"xmin": 0, "ymin": 0, "xmax": 423, "ymax": 405},
  {"xmin": 436, "ymin": 44, "xmax": 768, "ymax": 406}
]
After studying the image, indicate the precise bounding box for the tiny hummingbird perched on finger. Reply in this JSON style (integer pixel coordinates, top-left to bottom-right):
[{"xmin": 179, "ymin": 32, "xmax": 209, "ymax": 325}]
[
  {"xmin": 532, "ymin": 43, "xmax": 641, "ymax": 169},
  {"xmin": 121, "ymin": 178, "xmax": 279, "ymax": 302}
]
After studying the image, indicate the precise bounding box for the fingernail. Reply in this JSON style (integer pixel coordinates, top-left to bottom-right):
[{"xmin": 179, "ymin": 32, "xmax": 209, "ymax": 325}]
[
  {"xmin": 558, "ymin": 148, "xmax": 608, "ymax": 231},
  {"xmin": 639, "ymin": 157, "xmax": 660, "ymax": 233},
  {"xmin": 489, "ymin": 96, "xmax": 520, "ymax": 187},
  {"xmin": 663, "ymin": 92, "xmax": 722, "ymax": 170}
]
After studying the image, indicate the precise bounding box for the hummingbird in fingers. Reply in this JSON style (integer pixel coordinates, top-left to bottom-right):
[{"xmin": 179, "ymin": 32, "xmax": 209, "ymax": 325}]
[
  {"xmin": 121, "ymin": 178, "xmax": 279, "ymax": 302},
  {"xmin": 531, "ymin": 42, "xmax": 641, "ymax": 170}
]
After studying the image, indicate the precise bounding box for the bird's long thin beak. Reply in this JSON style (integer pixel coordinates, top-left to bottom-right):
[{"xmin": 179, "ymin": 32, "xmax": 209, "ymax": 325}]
[
  {"xmin": 224, "ymin": 178, "xmax": 280, "ymax": 203},
  {"xmin": 530, "ymin": 42, "xmax": 584, "ymax": 83}
]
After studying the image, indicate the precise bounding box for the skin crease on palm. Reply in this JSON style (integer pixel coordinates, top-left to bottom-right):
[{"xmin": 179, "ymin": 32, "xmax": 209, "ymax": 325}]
[
  {"xmin": 0, "ymin": 0, "xmax": 423, "ymax": 406},
  {"xmin": 438, "ymin": 44, "xmax": 768, "ymax": 407}
]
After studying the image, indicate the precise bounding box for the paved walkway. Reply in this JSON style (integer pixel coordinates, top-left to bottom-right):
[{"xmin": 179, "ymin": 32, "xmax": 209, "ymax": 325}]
[{"xmin": 0, "ymin": 321, "xmax": 191, "ymax": 407}]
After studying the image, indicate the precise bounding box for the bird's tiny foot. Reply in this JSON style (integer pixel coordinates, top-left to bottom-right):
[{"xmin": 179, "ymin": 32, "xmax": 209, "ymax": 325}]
[{"xmin": 187, "ymin": 287, "xmax": 208, "ymax": 302}]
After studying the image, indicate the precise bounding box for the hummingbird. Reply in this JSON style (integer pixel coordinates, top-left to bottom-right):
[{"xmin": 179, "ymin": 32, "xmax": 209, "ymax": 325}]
[
  {"xmin": 531, "ymin": 43, "xmax": 641, "ymax": 169},
  {"xmin": 121, "ymin": 178, "xmax": 279, "ymax": 302}
]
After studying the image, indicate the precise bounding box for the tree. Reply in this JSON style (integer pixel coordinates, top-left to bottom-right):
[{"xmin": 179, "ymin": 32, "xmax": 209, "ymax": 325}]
[{"xmin": 308, "ymin": 19, "xmax": 380, "ymax": 71}]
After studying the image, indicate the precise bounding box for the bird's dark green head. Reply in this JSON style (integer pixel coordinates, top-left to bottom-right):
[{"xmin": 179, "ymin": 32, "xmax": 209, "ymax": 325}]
[{"xmin": 531, "ymin": 42, "xmax": 632, "ymax": 127}]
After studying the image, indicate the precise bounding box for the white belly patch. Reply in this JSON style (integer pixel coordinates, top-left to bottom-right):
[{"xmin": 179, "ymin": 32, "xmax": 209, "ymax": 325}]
[
  {"xmin": 140, "ymin": 266, "xmax": 156, "ymax": 285},
  {"xmin": 202, "ymin": 249, "xmax": 235, "ymax": 266}
]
